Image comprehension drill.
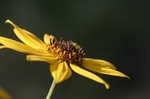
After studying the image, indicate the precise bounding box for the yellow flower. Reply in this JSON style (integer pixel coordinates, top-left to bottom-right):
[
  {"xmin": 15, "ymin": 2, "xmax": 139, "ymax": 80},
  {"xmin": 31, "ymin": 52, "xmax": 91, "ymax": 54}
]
[
  {"xmin": 0, "ymin": 20, "xmax": 129, "ymax": 89},
  {"xmin": 0, "ymin": 88, "xmax": 12, "ymax": 99}
]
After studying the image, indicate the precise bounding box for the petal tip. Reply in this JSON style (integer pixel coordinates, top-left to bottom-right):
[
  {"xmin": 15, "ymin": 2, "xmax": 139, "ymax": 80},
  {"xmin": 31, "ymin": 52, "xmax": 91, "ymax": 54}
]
[
  {"xmin": 125, "ymin": 75, "xmax": 130, "ymax": 79},
  {"xmin": 5, "ymin": 20, "xmax": 16, "ymax": 27},
  {"xmin": 119, "ymin": 72, "xmax": 130, "ymax": 79},
  {"xmin": 105, "ymin": 83, "xmax": 110, "ymax": 90},
  {"xmin": 5, "ymin": 19, "xmax": 11, "ymax": 23}
]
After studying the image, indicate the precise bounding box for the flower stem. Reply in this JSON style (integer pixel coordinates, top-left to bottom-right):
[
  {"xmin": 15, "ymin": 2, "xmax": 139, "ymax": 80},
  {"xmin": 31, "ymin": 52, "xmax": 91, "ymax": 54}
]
[{"xmin": 46, "ymin": 80, "xmax": 56, "ymax": 99}]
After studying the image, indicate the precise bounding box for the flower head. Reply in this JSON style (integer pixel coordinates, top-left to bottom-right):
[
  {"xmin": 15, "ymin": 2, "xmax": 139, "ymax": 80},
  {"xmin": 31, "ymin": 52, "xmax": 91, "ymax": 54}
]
[{"xmin": 0, "ymin": 20, "xmax": 129, "ymax": 89}]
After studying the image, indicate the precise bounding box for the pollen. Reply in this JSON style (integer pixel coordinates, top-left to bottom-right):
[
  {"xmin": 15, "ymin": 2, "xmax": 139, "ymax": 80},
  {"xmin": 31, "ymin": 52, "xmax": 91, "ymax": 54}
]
[{"xmin": 47, "ymin": 36, "xmax": 86, "ymax": 64}]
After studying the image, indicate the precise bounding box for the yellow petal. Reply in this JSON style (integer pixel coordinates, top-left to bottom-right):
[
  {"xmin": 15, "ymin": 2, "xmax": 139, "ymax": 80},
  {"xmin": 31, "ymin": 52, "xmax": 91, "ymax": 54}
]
[
  {"xmin": 50, "ymin": 63, "xmax": 58, "ymax": 81},
  {"xmin": 64, "ymin": 64, "xmax": 72, "ymax": 80},
  {"xmin": 70, "ymin": 64, "xmax": 110, "ymax": 89},
  {"xmin": 5, "ymin": 20, "xmax": 46, "ymax": 49},
  {"xmin": 0, "ymin": 36, "xmax": 49, "ymax": 56},
  {"xmin": 0, "ymin": 46, "xmax": 7, "ymax": 49},
  {"xmin": 43, "ymin": 34, "xmax": 55, "ymax": 45},
  {"xmin": 97, "ymin": 68, "xmax": 130, "ymax": 79},
  {"xmin": 82, "ymin": 58, "xmax": 117, "ymax": 72},
  {"xmin": 0, "ymin": 88, "xmax": 12, "ymax": 99},
  {"xmin": 50, "ymin": 62, "xmax": 72, "ymax": 83},
  {"xmin": 26, "ymin": 55, "xmax": 58, "ymax": 64}
]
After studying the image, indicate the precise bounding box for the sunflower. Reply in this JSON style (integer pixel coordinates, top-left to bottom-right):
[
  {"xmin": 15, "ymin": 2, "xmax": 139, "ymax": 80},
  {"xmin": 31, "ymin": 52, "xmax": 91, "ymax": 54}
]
[{"xmin": 0, "ymin": 20, "xmax": 129, "ymax": 99}]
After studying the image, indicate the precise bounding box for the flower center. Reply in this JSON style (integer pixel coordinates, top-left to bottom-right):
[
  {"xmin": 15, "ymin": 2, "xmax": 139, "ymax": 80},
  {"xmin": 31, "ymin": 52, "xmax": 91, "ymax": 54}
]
[{"xmin": 47, "ymin": 37, "xmax": 86, "ymax": 64}]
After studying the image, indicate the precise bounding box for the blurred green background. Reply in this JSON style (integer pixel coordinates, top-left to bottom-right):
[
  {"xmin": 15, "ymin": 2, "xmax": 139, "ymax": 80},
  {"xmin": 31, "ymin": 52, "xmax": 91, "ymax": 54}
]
[{"xmin": 0, "ymin": 0, "xmax": 148, "ymax": 99}]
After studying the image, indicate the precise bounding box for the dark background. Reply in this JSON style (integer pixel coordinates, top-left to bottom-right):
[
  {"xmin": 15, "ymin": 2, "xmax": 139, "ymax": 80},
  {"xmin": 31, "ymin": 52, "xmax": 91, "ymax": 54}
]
[{"xmin": 0, "ymin": 0, "xmax": 149, "ymax": 99}]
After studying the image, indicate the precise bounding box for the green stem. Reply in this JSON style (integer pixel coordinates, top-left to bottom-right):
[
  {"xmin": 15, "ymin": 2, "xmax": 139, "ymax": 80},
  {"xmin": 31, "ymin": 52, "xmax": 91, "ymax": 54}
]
[{"xmin": 46, "ymin": 80, "xmax": 56, "ymax": 99}]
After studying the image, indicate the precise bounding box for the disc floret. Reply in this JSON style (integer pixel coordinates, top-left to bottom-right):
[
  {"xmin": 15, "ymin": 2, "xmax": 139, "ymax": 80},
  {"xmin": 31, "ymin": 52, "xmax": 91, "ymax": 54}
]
[{"xmin": 47, "ymin": 37, "xmax": 86, "ymax": 64}]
